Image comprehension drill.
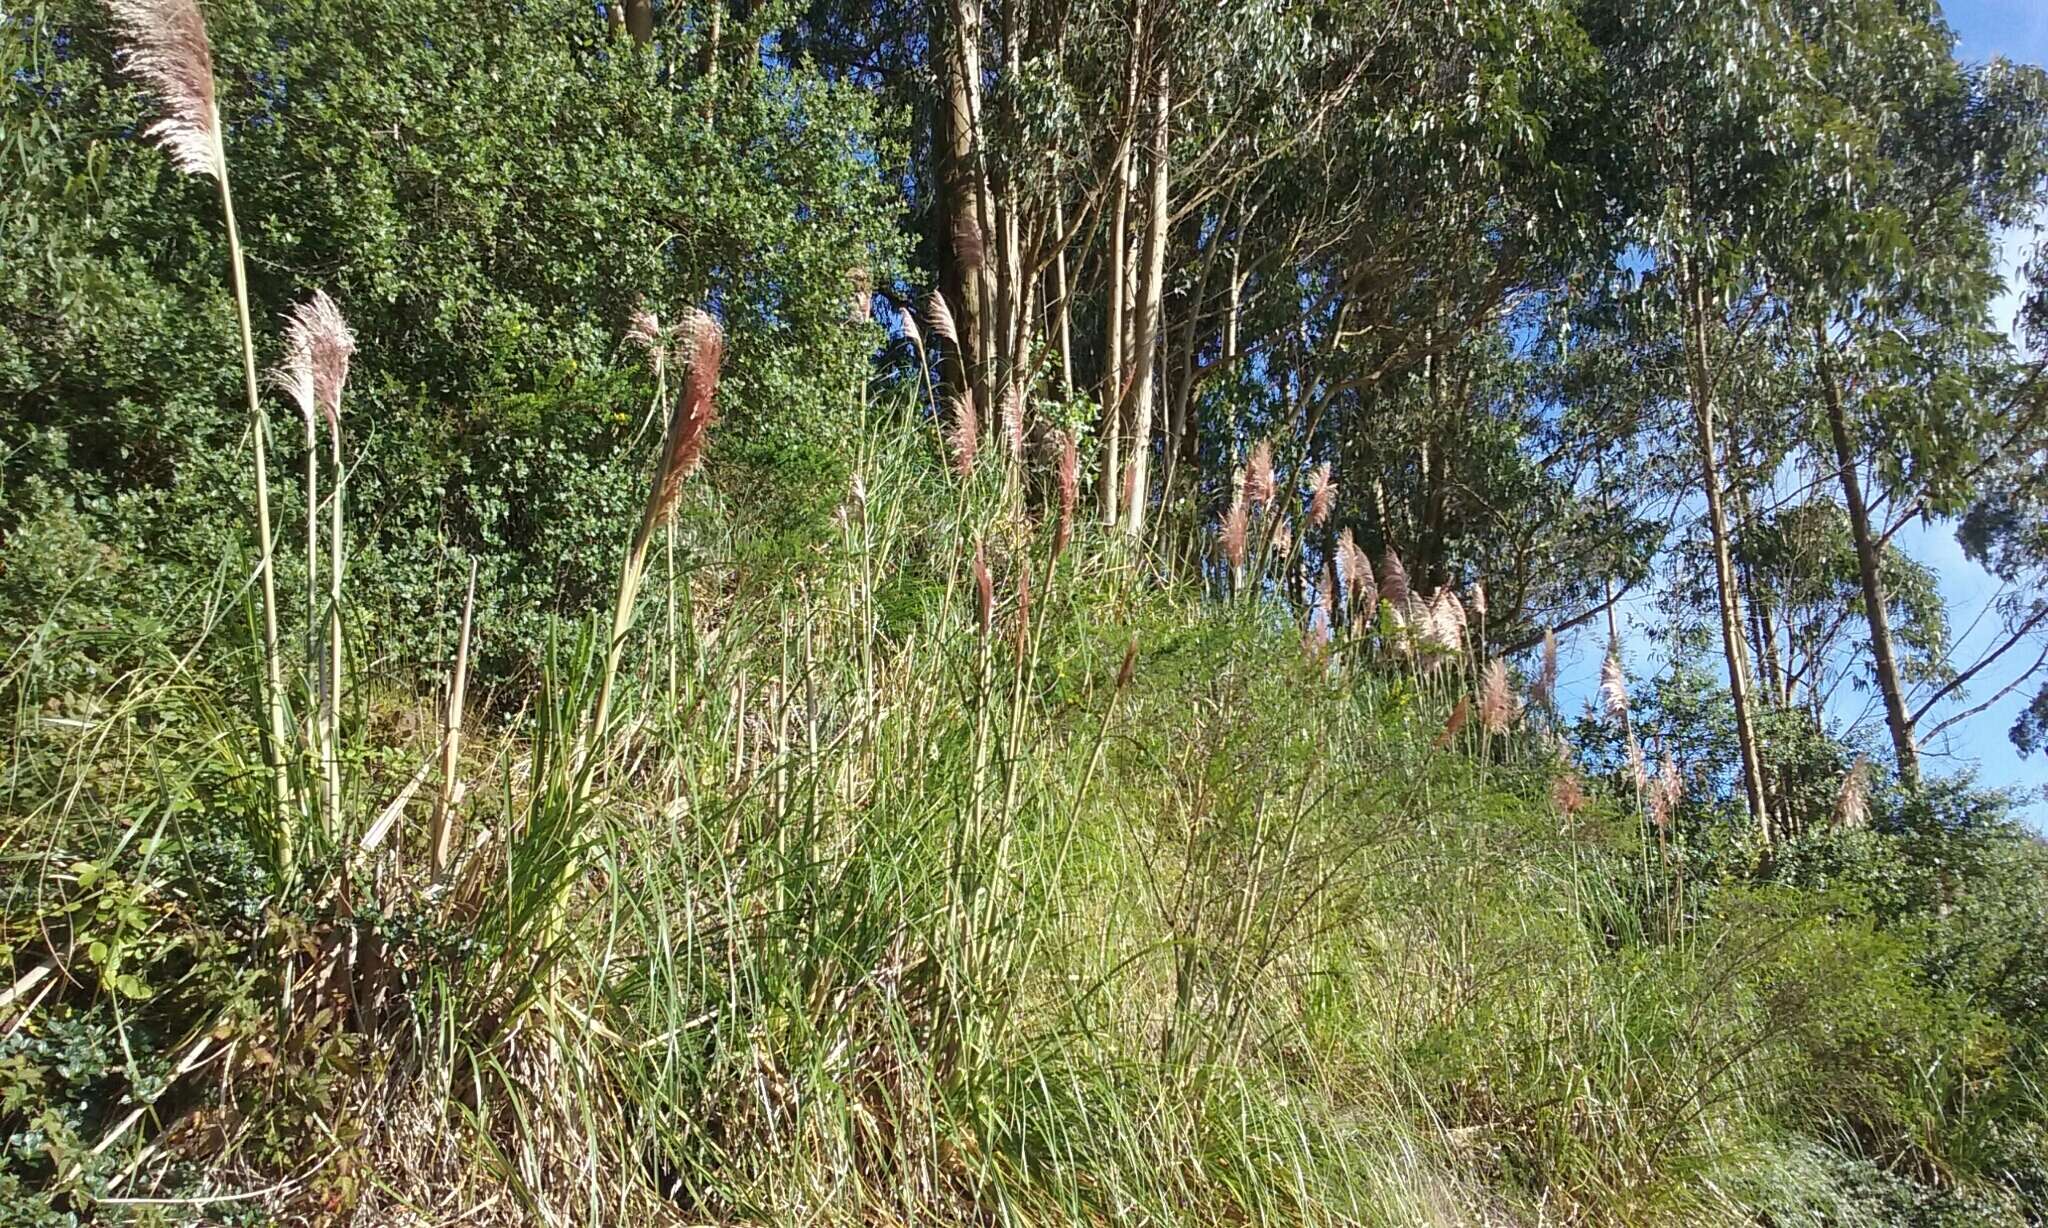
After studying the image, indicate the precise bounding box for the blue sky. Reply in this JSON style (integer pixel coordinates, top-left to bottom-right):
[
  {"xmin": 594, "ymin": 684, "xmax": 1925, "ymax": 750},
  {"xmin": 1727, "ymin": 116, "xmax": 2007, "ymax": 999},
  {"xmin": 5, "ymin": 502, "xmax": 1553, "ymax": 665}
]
[{"xmin": 1553, "ymin": 1, "xmax": 2048, "ymax": 821}]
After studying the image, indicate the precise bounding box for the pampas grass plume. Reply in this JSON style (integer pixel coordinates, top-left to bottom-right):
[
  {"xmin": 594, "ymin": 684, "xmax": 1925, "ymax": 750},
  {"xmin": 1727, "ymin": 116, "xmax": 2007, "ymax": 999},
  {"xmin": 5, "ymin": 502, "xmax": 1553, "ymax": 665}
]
[
  {"xmin": 951, "ymin": 391, "xmax": 979, "ymax": 479},
  {"xmin": 1219, "ymin": 491, "xmax": 1248, "ymax": 571},
  {"xmin": 109, "ymin": 0, "xmax": 223, "ymax": 179},
  {"xmin": 1053, "ymin": 431, "xmax": 1078, "ymax": 559},
  {"xmin": 973, "ymin": 544, "xmax": 993, "ymax": 638},
  {"xmin": 1478, "ymin": 658, "xmax": 1519, "ymax": 735},
  {"xmin": 650, "ymin": 310, "xmax": 724, "ymax": 523},
  {"xmin": 1245, "ymin": 439, "xmax": 1275, "ymax": 511},
  {"xmin": 1306, "ymin": 463, "xmax": 1335, "ymax": 529},
  {"xmin": 928, "ymin": 290, "xmax": 960, "ymax": 348},
  {"xmin": 1378, "ymin": 547, "xmax": 1410, "ymax": 608},
  {"xmin": 1534, "ymin": 628, "xmax": 1558, "ymax": 710},
  {"xmin": 1599, "ymin": 644, "xmax": 1628, "ymax": 720},
  {"xmin": 281, "ymin": 291, "xmax": 356, "ymax": 430}
]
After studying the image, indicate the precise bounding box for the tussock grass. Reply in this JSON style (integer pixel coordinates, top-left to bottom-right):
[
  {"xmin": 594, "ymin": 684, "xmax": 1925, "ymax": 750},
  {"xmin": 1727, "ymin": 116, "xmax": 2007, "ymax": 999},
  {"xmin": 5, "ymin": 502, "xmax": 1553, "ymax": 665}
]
[{"xmin": 9, "ymin": 395, "xmax": 2018, "ymax": 1227}]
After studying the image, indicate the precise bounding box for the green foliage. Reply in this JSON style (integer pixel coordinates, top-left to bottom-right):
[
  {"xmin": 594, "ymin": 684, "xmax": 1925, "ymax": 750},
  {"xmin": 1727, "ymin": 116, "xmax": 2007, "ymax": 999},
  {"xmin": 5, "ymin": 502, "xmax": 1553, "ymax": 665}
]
[{"xmin": 3, "ymin": 0, "xmax": 901, "ymax": 674}]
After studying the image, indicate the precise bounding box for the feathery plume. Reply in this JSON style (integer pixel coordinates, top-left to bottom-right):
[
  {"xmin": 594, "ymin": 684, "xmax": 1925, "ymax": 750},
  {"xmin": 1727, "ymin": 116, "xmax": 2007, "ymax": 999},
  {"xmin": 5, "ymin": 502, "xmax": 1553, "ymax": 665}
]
[
  {"xmin": 1478, "ymin": 658, "xmax": 1520, "ymax": 735},
  {"xmin": 280, "ymin": 291, "xmax": 356, "ymax": 430},
  {"xmin": 1270, "ymin": 518, "xmax": 1293, "ymax": 561},
  {"xmin": 1832, "ymin": 756, "xmax": 1870, "ymax": 831},
  {"xmin": 1414, "ymin": 590, "xmax": 1464, "ymax": 659},
  {"xmin": 1624, "ymin": 733, "xmax": 1648, "ymax": 795},
  {"xmin": 649, "ymin": 310, "xmax": 724, "ymax": 522},
  {"xmin": 1339, "ymin": 529, "xmax": 1375, "ymax": 612},
  {"xmin": 1533, "ymin": 628, "xmax": 1559, "ymax": 710},
  {"xmin": 1651, "ymin": 750, "xmax": 1683, "ymax": 830},
  {"xmin": 950, "ymin": 391, "xmax": 979, "ymax": 479},
  {"xmin": 972, "ymin": 544, "xmax": 993, "ymax": 638},
  {"xmin": 1306, "ymin": 463, "xmax": 1336, "ymax": 529},
  {"xmin": 1053, "ymin": 431, "xmax": 1079, "ymax": 560},
  {"xmin": 1599, "ymin": 643, "xmax": 1629, "ymax": 720},
  {"xmin": 625, "ymin": 306, "xmax": 664, "ymax": 354},
  {"xmin": 1552, "ymin": 771, "xmax": 1587, "ymax": 818},
  {"xmin": 1469, "ymin": 579, "xmax": 1487, "ymax": 622},
  {"xmin": 272, "ymin": 338, "xmax": 317, "ymax": 430},
  {"xmin": 109, "ymin": 0, "xmax": 223, "ymax": 179},
  {"xmin": 901, "ymin": 304, "xmax": 925, "ymax": 353},
  {"xmin": 1219, "ymin": 491, "xmax": 1249, "ymax": 573},
  {"xmin": 1433, "ymin": 590, "xmax": 1468, "ymax": 653},
  {"xmin": 1435, "ymin": 696, "xmax": 1471, "ymax": 749},
  {"xmin": 1318, "ymin": 561, "xmax": 1336, "ymax": 631},
  {"xmin": 1378, "ymin": 547, "xmax": 1411, "ymax": 608},
  {"xmin": 1245, "ymin": 440, "xmax": 1275, "ymax": 511},
  {"xmin": 928, "ymin": 290, "xmax": 960, "ymax": 348}
]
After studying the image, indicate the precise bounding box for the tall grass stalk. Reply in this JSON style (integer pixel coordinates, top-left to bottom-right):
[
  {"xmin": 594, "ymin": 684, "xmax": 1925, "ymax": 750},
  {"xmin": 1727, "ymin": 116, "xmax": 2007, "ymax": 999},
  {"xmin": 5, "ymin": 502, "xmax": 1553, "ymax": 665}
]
[{"xmin": 109, "ymin": 0, "xmax": 298, "ymax": 854}]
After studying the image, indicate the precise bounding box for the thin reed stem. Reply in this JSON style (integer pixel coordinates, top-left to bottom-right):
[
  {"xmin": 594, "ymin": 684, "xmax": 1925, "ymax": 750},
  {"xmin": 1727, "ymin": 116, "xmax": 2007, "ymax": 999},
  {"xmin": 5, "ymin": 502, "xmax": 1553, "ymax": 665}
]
[
  {"xmin": 220, "ymin": 172, "xmax": 296, "ymax": 857},
  {"xmin": 324, "ymin": 417, "xmax": 344, "ymax": 836}
]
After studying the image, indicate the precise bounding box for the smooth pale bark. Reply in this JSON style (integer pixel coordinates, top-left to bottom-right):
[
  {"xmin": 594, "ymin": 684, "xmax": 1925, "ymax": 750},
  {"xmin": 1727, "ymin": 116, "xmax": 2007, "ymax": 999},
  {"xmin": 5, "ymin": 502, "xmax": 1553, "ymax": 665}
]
[
  {"xmin": 1099, "ymin": 150, "xmax": 1130, "ymax": 523},
  {"xmin": 1162, "ymin": 207, "xmax": 1223, "ymax": 515},
  {"xmin": 1683, "ymin": 258, "xmax": 1772, "ymax": 840},
  {"xmin": 1122, "ymin": 63, "xmax": 1170, "ymax": 537},
  {"xmin": 1815, "ymin": 324, "xmax": 1920, "ymax": 785},
  {"xmin": 1052, "ymin": 195, "xmax": 1075, "ymax": 400}
]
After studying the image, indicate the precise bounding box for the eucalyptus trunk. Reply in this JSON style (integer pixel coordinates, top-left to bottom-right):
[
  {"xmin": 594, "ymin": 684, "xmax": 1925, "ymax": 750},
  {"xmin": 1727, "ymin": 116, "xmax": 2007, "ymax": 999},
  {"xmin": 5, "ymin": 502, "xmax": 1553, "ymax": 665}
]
[
  {"xmin": 1682, "ymin": 257, "xmax": 1772, "ymax": 841},
  {"xmin": 1815, "ymin": 323, "xmax": 1920, "ymax": 786},
  {"xmin": 1122, "ymin": 61, "xmax": 1170, "ymax": 537}
]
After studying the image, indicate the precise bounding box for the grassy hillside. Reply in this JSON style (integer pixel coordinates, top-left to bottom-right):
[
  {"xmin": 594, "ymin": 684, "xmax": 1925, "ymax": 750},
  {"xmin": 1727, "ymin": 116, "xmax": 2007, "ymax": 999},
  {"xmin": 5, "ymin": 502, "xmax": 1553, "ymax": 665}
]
[{"xmin": 7, "ymin": 399, "xmax": 2048, "ymax": 1227}]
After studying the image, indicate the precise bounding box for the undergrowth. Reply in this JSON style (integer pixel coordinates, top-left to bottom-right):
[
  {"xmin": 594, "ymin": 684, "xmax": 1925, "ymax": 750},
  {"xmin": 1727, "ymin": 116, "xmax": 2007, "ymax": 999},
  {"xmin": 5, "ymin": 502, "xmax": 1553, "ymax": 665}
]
[{"xmin": 7, "ymin": 398, "xmax": 2048, "ymax": 1227}]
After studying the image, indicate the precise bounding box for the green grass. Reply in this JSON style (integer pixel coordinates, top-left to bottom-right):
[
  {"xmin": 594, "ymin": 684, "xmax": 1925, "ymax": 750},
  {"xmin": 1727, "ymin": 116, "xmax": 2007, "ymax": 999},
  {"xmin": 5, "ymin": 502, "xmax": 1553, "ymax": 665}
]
[{"xmin": 4, "ymin": 401, "xmax": 2046, "ymax": 1227}]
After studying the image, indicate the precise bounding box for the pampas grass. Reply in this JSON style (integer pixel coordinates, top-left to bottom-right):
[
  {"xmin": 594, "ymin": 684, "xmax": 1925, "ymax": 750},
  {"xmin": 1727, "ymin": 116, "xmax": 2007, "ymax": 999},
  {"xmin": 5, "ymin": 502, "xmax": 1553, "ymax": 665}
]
[
  {"xmin": 1219, "ymin": 490, "xmax": 1249, "ymax": 587},
  {"xmin": 1378, "ymin": 547, "xmax": 1410, "ymax": 608},
  {"xmin": 1053, "ymin": 430, "xmax": 1078, "ymax": 560},
  {"xmin": 586, "ymin": 309, "xmax": 724, "ymax": 787},
  {"xmin": 113, "ymin": 0, "xmax": 295, "ymax": 841},
  {"xmin": 928, "ymin": 289, "xmax": 960, "ymax": 348},
  {"xmin": 1477, "ymin": 658, "xmax": 1519, "ymax": 735},
  {"xmin": 950, "ymin": 391, "xmax": 980, "ymax": 479},
  {"xmin": 109, "ymin": 0, "xmax": 222, "ymax": 179},
  {"xmin": 1651, "ymin": 750, "xmax": 1682, "ymax": 831},
  {"xmin": 1534, "ymin": 628, "xmax": 1558, "ymax": 711},
  {"xmin": 1306, "ymin": 463, "xmax": 1335, "ymax": 530},
  {"xmin": 1245, "ymin": 439, "xmax": 1275, "ymax": 511},
  {"xmin": 1599, "ymin": 643, "xmax": 1629, "ymax": 720},
  {"xmin": 279, "ymin": 291, "xmax": 356, "ymax": 834}
]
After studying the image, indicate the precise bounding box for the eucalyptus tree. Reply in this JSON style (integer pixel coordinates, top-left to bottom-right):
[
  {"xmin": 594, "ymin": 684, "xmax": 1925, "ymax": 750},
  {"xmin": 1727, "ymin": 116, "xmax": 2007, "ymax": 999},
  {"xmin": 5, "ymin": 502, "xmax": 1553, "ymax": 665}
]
[
  {"xmin": 1589, "ymin": 0, "xmax": 1871, "ymax": 839},
  {"xmin": 1769, "ymin": 10, "xmax": 2048, "ymax": 785}
]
